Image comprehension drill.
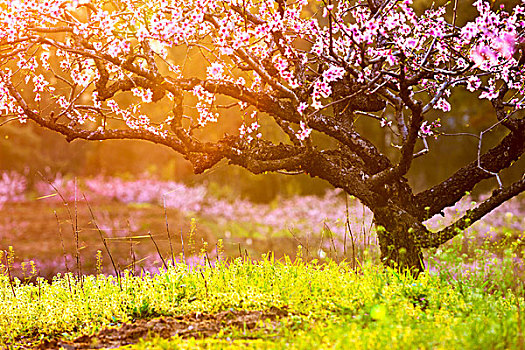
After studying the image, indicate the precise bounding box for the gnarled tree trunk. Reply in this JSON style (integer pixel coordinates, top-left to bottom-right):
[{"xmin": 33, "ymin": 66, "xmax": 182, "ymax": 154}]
[{"xmin": 372, "ymin": 205, "xmax": 425, "ymax": 274}]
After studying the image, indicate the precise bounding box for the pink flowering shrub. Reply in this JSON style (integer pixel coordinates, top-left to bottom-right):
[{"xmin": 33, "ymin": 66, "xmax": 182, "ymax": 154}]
[
  {"xmin": 33, "ymin": 175, "xmax": 206, "ymax": 212},
  {"xmin": 84, "ymin": 177, "xmax": 206, "ymax": 212},
  {"xmin": 2, "ymin": 173, "xmax": 521, "ymax": 243},
  {"xmin": 0, "ymin": 171, "xmax": 26, "ymax": 208},
  {"xmin": 425, "ymin": 194, "xmax": 525, "ymax": 235},
  {"xmin": 1, "ymin": 171, "xmax": 524, "ymax": 279},
  {"xmin": 30, "ymin": 173, "xmax": 524, "ymax": 262},
  {"xmin": 34, "ymin": 174, "xmax": 79, "ymax": 202}
]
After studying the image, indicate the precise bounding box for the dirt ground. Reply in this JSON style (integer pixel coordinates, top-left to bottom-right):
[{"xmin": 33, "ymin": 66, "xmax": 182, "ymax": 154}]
[{"xmin": 35, "ymin": 307, "xmax": 288, "ymax": 349}]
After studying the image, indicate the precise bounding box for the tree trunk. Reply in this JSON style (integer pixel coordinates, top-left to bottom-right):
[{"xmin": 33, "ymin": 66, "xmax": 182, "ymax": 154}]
[{"xmin": 373, "ymin": 205, "xmax": 425, "ymax": 275}]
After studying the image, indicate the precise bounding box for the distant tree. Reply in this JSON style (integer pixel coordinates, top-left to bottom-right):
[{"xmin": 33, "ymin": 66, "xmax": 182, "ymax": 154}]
[{"xmin": 1, "ymin": 0, "xmax": 524, "ymax": 273}]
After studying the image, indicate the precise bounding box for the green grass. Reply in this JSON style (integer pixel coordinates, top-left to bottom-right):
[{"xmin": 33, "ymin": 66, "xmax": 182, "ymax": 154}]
[{"xmin": 1, "ymin": 255, "xmax": 524, "ymax": 349}]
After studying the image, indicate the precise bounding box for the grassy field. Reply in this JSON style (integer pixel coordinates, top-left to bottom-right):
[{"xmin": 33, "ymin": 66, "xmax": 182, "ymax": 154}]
[
  {"xmin": 1, "ymin": 174, "xmax": 524, "ymax": 348},
  {"xmin": 1, "ymin": 256, "xmax": 524, "ymax": 349}
]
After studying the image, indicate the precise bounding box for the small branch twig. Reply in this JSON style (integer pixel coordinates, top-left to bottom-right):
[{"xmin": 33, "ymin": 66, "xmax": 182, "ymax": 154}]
[
  {"xmin": 162, "ymin": 197, "xmax": 175, "ymax": 265},
  {"xmin": 54, "ymin": 210, "xmax": 72, "ymax": 293},
  {"xmin": 149, "ymin": 231, "xmax": 168, "ymax": 270},
  {"xmin": 83, "ymin": 194, "xmax": 121, "ymax": 290}
]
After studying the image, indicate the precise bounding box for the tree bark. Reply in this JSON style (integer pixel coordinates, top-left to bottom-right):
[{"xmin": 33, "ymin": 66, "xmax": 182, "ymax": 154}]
[{"xmin": 372, "ymin": 205, "xmax": 425, "ymax": 274}]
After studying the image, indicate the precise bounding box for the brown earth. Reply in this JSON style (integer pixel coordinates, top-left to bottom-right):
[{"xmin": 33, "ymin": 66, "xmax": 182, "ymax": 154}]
[{"xmin": 35, "ymin": 307, "xmax": 288, "ymax": 349}]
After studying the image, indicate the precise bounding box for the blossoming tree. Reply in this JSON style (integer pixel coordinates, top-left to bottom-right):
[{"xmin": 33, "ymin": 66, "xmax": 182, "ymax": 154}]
[{"xmin": 1, "ymin": 0, "xmax": 524, "ymax": 272}]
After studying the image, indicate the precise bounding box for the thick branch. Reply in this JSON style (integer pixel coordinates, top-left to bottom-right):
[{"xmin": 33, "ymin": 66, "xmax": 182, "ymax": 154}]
[
  {"xmin": 367, "ymin": 91, "xmax": 423, "ymax": 187},
  {"xmin": 1, "ymin": 73, "xmax": 186, "ymax": 153},
  {"xmin": 419, "ymin": 178, "xmax": 525, "ymax": 248},
  {"xmin": 227, "ymin": 144, "xmax": 308, "ymax": 174},
  {"xmin": 176, "ymin": 78, "xmax": 392, "ymax": 174},
  {"xmin": 223, "ymin": 141, "xmax": 382, "ymax": 207},
  {"xmin": 300, "ymin": 150, "xmax": 383, "ymax": 208},
  {"xmin": 308, "ymin": 113, "xmax": 392, "ymax": 174},
  {"xmin": 415, "ymin": 122, "xmax": 525, "ymax": 219},
  {"xmin": 96, "ymin": 76, "xmax": 165, "ymax": 102}
]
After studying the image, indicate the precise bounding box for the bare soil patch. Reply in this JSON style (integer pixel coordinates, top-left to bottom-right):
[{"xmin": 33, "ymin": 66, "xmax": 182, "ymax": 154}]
[{"xmin": 37, "ymin": 307, "xmax": 288, "ymax": 349}]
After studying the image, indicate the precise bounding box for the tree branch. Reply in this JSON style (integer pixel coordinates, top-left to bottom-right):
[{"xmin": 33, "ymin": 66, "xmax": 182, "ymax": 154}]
[
  {"xmin": 419, "ymin": 177, "xmax": 525, "ymax": 248},
  {"xmin": 415, "ymin": 121, "xmax": 525, "ymax": 219},
  {"xmin": 366, "ymin": 87, "xmax": 423, "ymax": 188},
  {"xmin": 175, "ymin": 78, "xmax": 392, "ymax": 174},
  {"xmin": 1, "ymin": 73, "xmax": 186, "ymax": 152}
]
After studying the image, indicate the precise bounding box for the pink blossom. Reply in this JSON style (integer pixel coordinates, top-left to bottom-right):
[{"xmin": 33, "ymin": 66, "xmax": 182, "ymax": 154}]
[
  {"xmin": 461, "ymin": 23, "xmax": 479, "ymax": 42},
  {"xmin": 380, "ymin": 118, "xmax": 392, "ymax": 127},
  {"xmin": 470, "ymin": 45, "xmax": 498, "ymax": 68},
  {"xmin": 313, "ymin": 80, "xmax": 332, "ymax": 99},
  {"xmin": 132, "ymin": 88, "xmax": 153, "ymax": 103},
  {"xmin": 297, "ymin": 102, "xmax": 308, "ymax": 115},
  {"xmin": 57, "ymin": 96, "xmax": 69, "ymax": 108},
  {"xmin": 206, "ymin": 62, "xmax": 225, "ymax": 80},
  {"xmin": 494, "ymin": 33, "xmax": 515, "ymax": 59},
  {"xmin": 322, "ymin": 65, "xmax": 345, "ymax": 83},
  {"xmin": 419, "ymin": 119, "xmax": 441, "ymax": 138},
  {"xmin": 434, "ymin": 98, "xmax": 451, "ymax": 112},
  {"xmin": 466, "ymin": 76, "xmax": 482, "ymax": 92},
  {"xmin": 479, "ymin": 90, "xmax": 499, "ymax": 100},
  {"xmin": 311, "ymin": 99, "xmax": 323, "ymax": 110},
  {"xmin": 296, "ymin": 121, "xmax": 312, "ymax": 140},
  {"xmin": 420, "ymin": 121, "xmax": 432, "ymax": 137}
]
